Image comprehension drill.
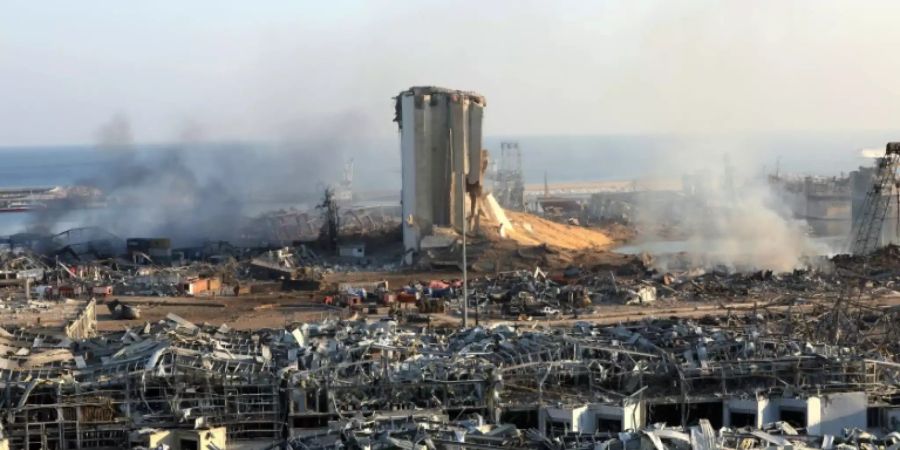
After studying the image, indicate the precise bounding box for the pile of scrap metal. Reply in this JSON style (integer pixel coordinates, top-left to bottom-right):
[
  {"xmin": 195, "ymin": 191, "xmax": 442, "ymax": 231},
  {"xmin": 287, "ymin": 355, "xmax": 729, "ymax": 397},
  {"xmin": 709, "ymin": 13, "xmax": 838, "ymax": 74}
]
[
  {"xmin": 466, "ymin": 268, "xmax": 608, "ymax": 318},
  {"xmin": 1, "ymin": 223, "xmax": 410, "ymax": 303},
  {"xmin": 105, "ymin": 298, "xmax": 140, "ymax": 319},
  {"xmin": 540, "ymin": 421, "xmax": 900, "ymax": 450},
  {"xmin": 463, "ymin": 243, "xmax": 900, "ymax": 319},
  {"xmin": 3, "ymin": 307, "xmax": 900, "ymax": 449},
  {"xmin": 284, "ymin": 413, "xmax": 525, "ymax": 450},
  {"xmin": 241, "ymin": 205, "xmax": 401, "ymax": 245},
  {"xmin": 388, "ymin": 278, "xmax": 459, "ymax": 312},
  {"xmin": 642, "ymin": 266, "xmax": 842, "ymax": 302},
  {"xmin": 636, "ymin": 245, "xmax": 900, "ymax": 303},
  {"xmin": 113, "ymin": 265, "xmax": 191, "ymax": 296},
  {"xmin": 0, "ymin": 312, "xmax": 285, "ymax": 449},
  {"xmin": 0, "ymin": 249, "xmax": 48, "ymax": 285},
  {"xmin": 282, "ymin": 312, "xmax": 900, "ymax": 440},
  {"xmin": 248, "ymin": 245, "xmax": 324, "ymax": 290},
  {"xmin": 283, "ymin": 415, "xmax": 900, "ymax": 450}
]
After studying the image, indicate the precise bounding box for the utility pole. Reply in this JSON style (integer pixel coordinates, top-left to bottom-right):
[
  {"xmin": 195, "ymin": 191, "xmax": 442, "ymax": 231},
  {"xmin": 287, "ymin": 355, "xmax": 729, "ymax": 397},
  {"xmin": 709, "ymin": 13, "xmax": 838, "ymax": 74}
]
[
  {"xmin": 450, "ymin": 129, "xmax": 469, "ymax": 328},
  {"xmin": 462, "ymin": 191, "xmax": 468, "ymax": 328}
]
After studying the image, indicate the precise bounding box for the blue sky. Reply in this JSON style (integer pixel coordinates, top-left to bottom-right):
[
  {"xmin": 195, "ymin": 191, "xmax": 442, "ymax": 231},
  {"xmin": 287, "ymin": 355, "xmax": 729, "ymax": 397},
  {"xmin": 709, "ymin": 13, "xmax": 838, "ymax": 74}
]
[{"xmin": 4, "ymin": 1, "xmax": 900, "ymax": 146}]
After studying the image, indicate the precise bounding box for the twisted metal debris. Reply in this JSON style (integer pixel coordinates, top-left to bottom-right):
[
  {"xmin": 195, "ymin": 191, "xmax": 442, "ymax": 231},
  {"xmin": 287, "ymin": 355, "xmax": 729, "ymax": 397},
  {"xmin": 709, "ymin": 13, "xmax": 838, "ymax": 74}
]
[{"xmin": 1, "ymin": 296, "xmax": 900, "ymax": 449}]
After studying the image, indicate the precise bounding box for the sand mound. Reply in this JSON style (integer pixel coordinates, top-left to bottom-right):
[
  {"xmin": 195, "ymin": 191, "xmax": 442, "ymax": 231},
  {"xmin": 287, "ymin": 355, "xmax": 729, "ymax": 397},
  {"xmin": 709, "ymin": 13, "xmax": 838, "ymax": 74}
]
[
  {"xmin": 423, "ymin": 197, "xmax": 618, "ymax": 272},
  {"xmin": 496, "ymin": 210, "xmax": 612, "ymax": 250},
  {"xmin": 476, "ymin": 193, "xmax": 612, "ymax": 251}
]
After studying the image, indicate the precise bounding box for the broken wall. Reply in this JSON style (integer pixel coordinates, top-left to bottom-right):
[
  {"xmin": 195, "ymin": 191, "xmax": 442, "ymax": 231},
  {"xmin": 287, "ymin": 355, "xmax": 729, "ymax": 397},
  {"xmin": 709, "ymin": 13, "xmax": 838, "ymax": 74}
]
[
  {"xmin": 810, "ymin": 392, "xmax": 867, "ymax": 437},
  {"xmin": 64, "ymin": 298, "xmax": 97, "ymax": 339},
  {"xmin": 145, "ymin": 427, "xmax": 227, "ymax": 450},
  {"xmin": 723, "ymin": 396, "xmax": 773, "ymax": 429}
]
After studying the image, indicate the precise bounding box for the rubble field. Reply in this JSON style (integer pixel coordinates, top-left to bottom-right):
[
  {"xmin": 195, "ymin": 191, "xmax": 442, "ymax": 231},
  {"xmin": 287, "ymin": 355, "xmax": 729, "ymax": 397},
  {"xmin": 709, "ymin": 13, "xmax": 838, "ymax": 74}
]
[
  {"xmin": 3, "ymin": 200, "xmax": 900, "ymax": 449},
  {"xmin": 2, "ymin": 295, "xmax": 900, "ymax": 450}
]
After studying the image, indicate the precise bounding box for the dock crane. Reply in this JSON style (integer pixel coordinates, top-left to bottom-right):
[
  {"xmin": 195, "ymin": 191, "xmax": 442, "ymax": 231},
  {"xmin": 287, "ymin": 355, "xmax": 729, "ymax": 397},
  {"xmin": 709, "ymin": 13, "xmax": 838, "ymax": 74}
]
[
  {"xmin": 821, "ymin": 142, "xmax": 900, "ymax": 346},
  {"xmin": 848, "ymin": 142, "xmax": 900, "ymax": 255}
]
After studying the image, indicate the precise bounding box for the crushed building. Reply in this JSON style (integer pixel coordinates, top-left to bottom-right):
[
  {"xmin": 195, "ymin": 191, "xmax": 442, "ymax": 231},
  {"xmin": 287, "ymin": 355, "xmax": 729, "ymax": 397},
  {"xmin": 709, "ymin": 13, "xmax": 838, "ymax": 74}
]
[{"xmin": 3, "ymin": 298, "xmax": 900, "ymax": 449}]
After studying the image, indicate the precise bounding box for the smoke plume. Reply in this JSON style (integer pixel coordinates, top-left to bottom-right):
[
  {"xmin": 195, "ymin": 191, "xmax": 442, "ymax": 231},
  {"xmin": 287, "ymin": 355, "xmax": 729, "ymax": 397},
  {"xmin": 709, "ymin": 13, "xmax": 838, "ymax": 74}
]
[
  {"xmin": 632, "ymin": 140, "xmax": 830, "ymax": 272},
  {"xmin": 29, "ymin": 113, "xmax": 365, "ymax": 246}
]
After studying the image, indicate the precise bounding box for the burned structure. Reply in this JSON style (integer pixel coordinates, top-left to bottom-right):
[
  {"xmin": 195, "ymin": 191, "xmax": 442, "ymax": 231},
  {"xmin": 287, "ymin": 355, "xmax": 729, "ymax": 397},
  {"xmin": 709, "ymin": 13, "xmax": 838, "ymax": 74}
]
[{"xmin": 395, "ymin": 87, "xmax": 488, "ymax": 260}]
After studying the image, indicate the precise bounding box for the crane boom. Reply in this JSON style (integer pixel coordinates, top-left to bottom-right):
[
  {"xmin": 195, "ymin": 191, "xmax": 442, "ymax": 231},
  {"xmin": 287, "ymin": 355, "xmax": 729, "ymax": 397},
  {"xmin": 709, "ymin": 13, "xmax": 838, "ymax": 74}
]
[{"xmin": 849, "ymin": 142, "xmax": 900, "ymax": 255}]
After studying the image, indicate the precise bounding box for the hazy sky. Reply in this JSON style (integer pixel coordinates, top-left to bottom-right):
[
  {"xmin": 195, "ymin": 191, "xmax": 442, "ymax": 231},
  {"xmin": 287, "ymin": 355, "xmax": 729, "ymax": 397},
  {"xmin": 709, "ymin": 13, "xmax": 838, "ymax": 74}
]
[{"xmin": 4, "ymin": 1, "xmax": 900, "ymax": 146}]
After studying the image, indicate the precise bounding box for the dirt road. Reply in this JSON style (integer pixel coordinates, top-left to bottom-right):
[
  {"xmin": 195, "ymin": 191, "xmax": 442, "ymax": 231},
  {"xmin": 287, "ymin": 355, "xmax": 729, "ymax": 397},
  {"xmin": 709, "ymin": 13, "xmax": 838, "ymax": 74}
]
[{"xmin": 84, "ymin": 290, "xmax": 900, "ymax": 332}]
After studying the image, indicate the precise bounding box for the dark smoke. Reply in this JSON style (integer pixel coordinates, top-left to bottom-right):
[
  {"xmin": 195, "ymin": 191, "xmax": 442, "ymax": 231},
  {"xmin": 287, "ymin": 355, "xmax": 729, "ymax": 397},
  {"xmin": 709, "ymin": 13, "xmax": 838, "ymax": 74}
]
[
  {"xmin": 29, "ymin": 113, "xmax": 366, "ymax": 246},
  {"xmin": 95, "ymin": 112, "xmax": 133, "ymax": 150}
]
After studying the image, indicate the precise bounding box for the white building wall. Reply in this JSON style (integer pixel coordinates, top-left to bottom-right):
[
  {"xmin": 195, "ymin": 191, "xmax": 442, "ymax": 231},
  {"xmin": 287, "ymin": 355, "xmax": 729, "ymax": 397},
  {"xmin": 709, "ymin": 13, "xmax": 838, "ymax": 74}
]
[
  {"xmin": 806, "ymin": 396, "xmax": 823, "ymax": 435},
  {"xmin": 623, "ymin": 399, "xmax": 646, "ymax": 431},
  {"xmin": 761, "ymin": 393, "xmax": 867, "ymax": 436},
  {"xmin": 813, "ymin": 392, "xmax": 867, "ymax": 436},
  {"xmin": 539, "ymin": 402, "xmax": 645, "ymax": 435},
  {"xmin": 722, "ymin": 396, "xmax": 778, "ymax": 428}
]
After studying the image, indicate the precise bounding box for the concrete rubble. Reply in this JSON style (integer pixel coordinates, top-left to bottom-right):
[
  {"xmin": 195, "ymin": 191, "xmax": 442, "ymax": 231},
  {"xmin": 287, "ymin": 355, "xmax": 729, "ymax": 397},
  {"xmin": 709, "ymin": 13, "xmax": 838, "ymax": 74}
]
[
  {"xmin": 0, "ymin": 234, "xmax": 386, "ymax": 312},
  {"xmin": 453, "ymin": 242, "xmax": 900, "ymax": 320}
]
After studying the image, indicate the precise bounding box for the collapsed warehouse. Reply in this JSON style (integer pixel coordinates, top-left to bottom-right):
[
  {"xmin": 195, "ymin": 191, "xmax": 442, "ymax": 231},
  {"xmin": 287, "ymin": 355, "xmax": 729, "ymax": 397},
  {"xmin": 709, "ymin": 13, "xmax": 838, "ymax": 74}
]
[
  {"xmin": 2, "ymin": 293, "xmax": 900, "ymax": 450},
  {"xmin": 0, "ymin": 193, "xmax": 404, "ymax": 309}
]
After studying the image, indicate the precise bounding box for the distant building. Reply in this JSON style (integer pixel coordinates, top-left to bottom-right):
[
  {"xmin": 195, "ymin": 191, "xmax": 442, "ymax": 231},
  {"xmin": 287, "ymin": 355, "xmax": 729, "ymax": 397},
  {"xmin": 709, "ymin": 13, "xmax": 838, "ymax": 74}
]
[{"xmin": 181, "ymin": 276, "xmax": 221, "ymax": 296}]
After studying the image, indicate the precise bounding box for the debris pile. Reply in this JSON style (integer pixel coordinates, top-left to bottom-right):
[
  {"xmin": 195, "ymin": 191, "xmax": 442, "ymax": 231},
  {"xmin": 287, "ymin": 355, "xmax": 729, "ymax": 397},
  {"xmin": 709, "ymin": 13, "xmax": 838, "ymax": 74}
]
[
  {"xmin": 3, "ymin": 305, "xmax": 900, "ymax": 448},
  {"xmin": 442, "ymin": 244, "xmax": 900, "ymax": 323},
  {"xmin": 284, "ymin": 415, "xmax": 900, "ymax": 450}
]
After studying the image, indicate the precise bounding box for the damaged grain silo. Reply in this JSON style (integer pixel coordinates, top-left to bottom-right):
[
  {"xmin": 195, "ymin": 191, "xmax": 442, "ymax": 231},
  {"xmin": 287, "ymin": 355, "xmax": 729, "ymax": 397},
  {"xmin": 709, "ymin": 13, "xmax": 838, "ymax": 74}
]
[{"xmin": 395, "ymin": 87, "xmax": 488, "ymax": 261}]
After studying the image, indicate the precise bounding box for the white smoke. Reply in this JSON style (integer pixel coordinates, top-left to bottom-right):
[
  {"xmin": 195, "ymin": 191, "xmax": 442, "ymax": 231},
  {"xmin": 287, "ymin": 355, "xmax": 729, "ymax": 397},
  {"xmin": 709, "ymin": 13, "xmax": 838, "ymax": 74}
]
[
  {"xmin": 860, "ymin": 148, "xmax": 884, "ymax": 159},
  {"xmin": 632, "ymin": 140, "xmax": 832, "ymax": 272}
]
